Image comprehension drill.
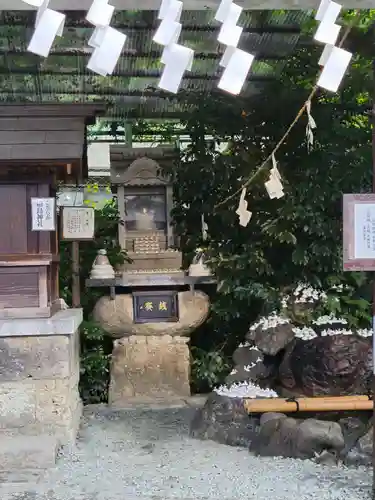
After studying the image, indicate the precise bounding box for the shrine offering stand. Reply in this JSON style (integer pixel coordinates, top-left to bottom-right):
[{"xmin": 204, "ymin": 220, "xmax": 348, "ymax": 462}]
[{"xmin": 89, "ymin": 146, "xmax": 213, "ymax": 406}]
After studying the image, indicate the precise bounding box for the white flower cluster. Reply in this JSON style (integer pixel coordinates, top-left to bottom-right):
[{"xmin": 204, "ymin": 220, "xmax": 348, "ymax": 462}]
[
  {"xmin": 313, "ymin": 314, "xmax": 348, "ymax": 325},
  {"xmin": 249, "ymin": 311, "xmax": 290, "ymax": 332},
  {"xmin": 214, "ymin": 381, "xmax": 277, "ymax": 399},
  {"xmin": 320, "ymin": 328, "xmax": 372, "ymax": 338},
  {"xmin": 244, "ymin": 357, "xmax": 262, "ymax": 372},
  {"xmin": 321, "ymin": 328, "xmax": 353, "ymax": 337},
  {"xmin": 331, "ymin": 284, "xmax": 345, "ymax": 292},
  {"xmin": 291, "ymin": 325, "xmax": 372, "ymax": 339},
  {"xmin": 358, "ymin": 329, "xmax": 372, "ymax": 338},
  {"xmin": 292, "ymin": 326, "xmax": 317, "ymax": 340},
  {"xmin": 238, "ymin": 341, "xmax": 252, "ymax": 348},
  {"xmin": 229, "ymin": 369, "xmax": 238, "ymax": 375},
  {"xmin": 280, "ymin": 295, "xmax": 289, "ymax": 309},
  {"xmin": 293, "ymin": 283, "xmax": 327, "ymax": 303}
]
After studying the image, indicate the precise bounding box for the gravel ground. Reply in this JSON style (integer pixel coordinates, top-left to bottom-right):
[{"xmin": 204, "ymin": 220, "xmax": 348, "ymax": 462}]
[{"xmin": 0, "ymin": 406, "xmax": 371, "ymax": 500}]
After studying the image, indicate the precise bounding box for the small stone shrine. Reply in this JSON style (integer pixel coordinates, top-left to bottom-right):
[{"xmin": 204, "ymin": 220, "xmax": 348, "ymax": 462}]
[
  {"xmin": 89, "ymin": 146, "xmax": 213, "ymax": 405},
  {"xmin": 0, "ymin": 103, "xmax": 104, "ymax": 477},
  {"xmin": 114, "ymin": 145, "xmax": 183, "ymax": 278}
]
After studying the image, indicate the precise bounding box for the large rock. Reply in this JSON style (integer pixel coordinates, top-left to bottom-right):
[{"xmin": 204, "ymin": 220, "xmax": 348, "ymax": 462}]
[
  {"xmin": 278, "ymin": 335, "xmax": 372, "ymax": 397},
  {"xmin": 246, "ymin": 323, "xmax": 295, "ymax": 356},
  {"xmin": 232, "ymin": 345, "xmax": 262, "ymax": 366},
  {"xmin": 93, "ymin": 290, "xmax": 210, "ymax": 338},
  {"xmin": 345, "ymin": 426, "xmax": 373, "ymax": 466},
  {"xmin": 226, "ymin": 346, "xmax": 271, "ymax": 385},
  {"xmin": 225, "ymin": 361, "xmax": 273, "ymax": 386},
  {"xmin": 339, "ymin": 415, "xmax": 372, "ymax": 452},
  {"xmin": 253, "ymin": 413, "xmax": 345, "ymax": 459},
  {"xmin": 190, "ymin": 392, "xmax": 260, "ymax": 448},
  {"xmin": 342, "ymin": 416, "xmax": 373, "ymax": 466}
]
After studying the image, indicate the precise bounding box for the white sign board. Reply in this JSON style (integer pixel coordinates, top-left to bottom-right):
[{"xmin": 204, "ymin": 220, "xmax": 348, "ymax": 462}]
[
  {"xmin": 343, "ymin": 193, "xmax": 375, "ymax": 271},
  {"xmin": 62, "ymin": 206, "xmax": 95, "ymax": 240},
  {"xmin": 353, "ymin": 203, "xmax": 375, "ymax": 259},
  {"xmin": 31, "ymin": 197, "xmax": 56, "ymax": 231},
  {"xmin": 87, "ymin": 142, "xmax": 110, "ymax": 169}
]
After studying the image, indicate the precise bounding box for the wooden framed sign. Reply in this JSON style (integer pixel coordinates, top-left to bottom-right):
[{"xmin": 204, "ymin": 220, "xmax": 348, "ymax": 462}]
[
  {"xmin": 132, "ymin": 291, "xmax": 179, "ymax": 324},
  {"xmin": 343, "ymin": 193, "xmax": 375, "ymax": 271},
  {"xmin": 61, "ymin": 206, "xmax": 95, "ymax": 241},
  {"xmin": 31, "ymin": 197, "xmax": 56, "ymax": 231}
]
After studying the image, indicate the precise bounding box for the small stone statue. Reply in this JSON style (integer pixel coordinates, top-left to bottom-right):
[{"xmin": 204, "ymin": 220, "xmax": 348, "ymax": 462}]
[
  {"xmin": 188, "ymin": 248, "xmax": 212, "ymax": 277},
  {"xmin": 90, "ymin": 249, "xmax": 115, "ymax": 279},
  {"xmin": 135, "ymin": 207, "xmax": 157, "ymax": 231}
]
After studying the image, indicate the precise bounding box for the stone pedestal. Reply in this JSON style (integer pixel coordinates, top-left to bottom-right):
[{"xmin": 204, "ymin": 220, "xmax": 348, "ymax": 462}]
[
  {"xmin": 109, "ymin": 335, "xmax": 190, "ymax": 405},
  {"xmin": 0, "ymin": 309, "xmax": 82, "ymax": 474},
  {"xmin": 93, "ymin": 290, "xmax": 210, "ymax": 405}
]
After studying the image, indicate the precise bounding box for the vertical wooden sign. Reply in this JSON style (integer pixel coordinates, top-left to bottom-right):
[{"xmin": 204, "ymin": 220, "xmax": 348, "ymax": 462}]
[{"xmin": 61, "ymin": 207, "xmax": 95, "ymax": 308}]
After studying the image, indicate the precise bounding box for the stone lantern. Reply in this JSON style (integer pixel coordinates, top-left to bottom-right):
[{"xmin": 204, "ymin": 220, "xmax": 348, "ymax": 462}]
[{"xmin": 91, "ymin": 146, "xmax": 212, "ymax": 406}]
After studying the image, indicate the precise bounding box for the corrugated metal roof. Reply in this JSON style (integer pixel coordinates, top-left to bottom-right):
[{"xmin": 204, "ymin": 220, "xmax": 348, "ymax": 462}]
[{"xmin": 0, "ymin": 9, "xmax": 311, "ymax": 118}]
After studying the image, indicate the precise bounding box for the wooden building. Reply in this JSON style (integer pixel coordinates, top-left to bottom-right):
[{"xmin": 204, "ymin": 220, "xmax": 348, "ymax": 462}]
[{"xmin": 0, "ymin": 103, "xmax": 105, "ymax": 319}]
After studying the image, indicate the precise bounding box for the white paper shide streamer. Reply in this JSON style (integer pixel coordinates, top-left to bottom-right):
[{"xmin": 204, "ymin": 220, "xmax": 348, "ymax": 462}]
[
  {"xmin": 201, "ymin": 214, "xmax": 208, "ymax": 240},
  {"xmin": 315, "ymin": 0, "xmax": 331, "ymax": 20},
  {"xmin": 318, "ymin": 43, "xmax": 334, "ymax": 66},
  {"xmin": 265, "ymin": 154, "xmax": 284, "ymax": 199},
  {"xmin": 24, "ymin": 0, "xmax": 65, "ymax": 57},
  {"xmin": 218, "ymin": 48, "xmax": 254, "ymax": 96},
  {"xmin": 215, "ymin": 0, "xmax": 254, "ymax": 95},
  {"xmin": 86, "ymin": 0, "xmax": 114, "ymax": 27},
  {"xmin": 236, "ymin": 188, "xmax": 252, "ymax": 227},
  {"xmin": 154, "ymin": 0, "xmax": 194, "ymax": 94},
  {"xmin": 86, "ymin": 0, "xmax": 127, "ymax": 76},
  {"xmin": 217, "ymin": 2, "xmax": 243, "ymax": 48},
  {"xmin": 314, "ymin": 1, "xmax": 342, "ymax": 45},
  {"xmin": 22, "ymin": 0, "xmax": 45, "ymax": 5},
  {"xmin": 317, "ymin": 45, "xmax": 352, "ymax": 92},
  {"xmin": 34, "ymin": 0, "xmax": 64, "ymax": 36},
  {"xmin": 305, "ymin": 100, "xmax": 317, "ymax": 151},
  {"xmin": 314, "ymin": 0, "xmax": 353, "ymax": 93},
  {"xmin": 87, "ymin": 27, "xmax": 127, "ymax": 76}
]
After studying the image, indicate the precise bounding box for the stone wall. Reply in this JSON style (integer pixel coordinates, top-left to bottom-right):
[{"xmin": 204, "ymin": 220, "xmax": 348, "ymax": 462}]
[{"xmin": 0, "ymin": 309, "xmax": 82, "ymax": 447}]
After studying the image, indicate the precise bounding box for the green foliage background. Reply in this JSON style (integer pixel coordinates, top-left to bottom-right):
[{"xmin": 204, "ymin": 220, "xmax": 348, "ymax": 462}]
[{"xmin": 59, "ymin": 12, "xmax": 375, "ymax": 403}]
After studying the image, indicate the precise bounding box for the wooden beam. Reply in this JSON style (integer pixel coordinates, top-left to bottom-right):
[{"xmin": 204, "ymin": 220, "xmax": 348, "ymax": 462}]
[
  {"xmin": 0, "ymin": 103, "xmax": 106, "ymax": 119},
  {"xmin": 7, "ymin": 0, "xmax": 373, "ymax": 9}
]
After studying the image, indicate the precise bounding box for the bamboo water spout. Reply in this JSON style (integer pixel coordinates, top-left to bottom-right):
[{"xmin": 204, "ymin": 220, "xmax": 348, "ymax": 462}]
[{"xmin": 243, "ymin": 395, "xmax": 373, "ymax": 414}]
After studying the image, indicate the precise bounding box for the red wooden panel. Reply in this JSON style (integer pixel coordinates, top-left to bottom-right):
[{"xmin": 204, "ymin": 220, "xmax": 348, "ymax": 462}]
[
  {"xmin": 0, "ymin": 185, "xmax": 28, "ymax": 254},
  {"xmin": 0, "ymin": 267, "xmax": 39, "ymax": 308},
  {"xmin": 26, "ymin": 183, "xmax": 39, "ymax": 253}
]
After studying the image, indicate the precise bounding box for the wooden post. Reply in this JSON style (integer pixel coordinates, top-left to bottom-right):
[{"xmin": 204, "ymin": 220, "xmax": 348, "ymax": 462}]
[
  {"xmin": 372, "ymin": 50, "xmax": 375, "ymax": 500},
  {"xmin": 124, "ymin": 122, "xmax": 133, "ymax": 147},
  {"xmin": 72, "ymin": 241, "xmax": 80, "ymax": 307}
]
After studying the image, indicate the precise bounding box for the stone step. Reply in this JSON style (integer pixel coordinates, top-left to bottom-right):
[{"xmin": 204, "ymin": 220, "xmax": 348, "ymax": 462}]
[{"xmin": 0, "ymin": 435, "xmax": 59, "ymax": 472}]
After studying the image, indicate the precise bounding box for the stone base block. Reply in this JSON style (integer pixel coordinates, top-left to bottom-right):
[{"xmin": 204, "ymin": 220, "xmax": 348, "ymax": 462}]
[
  {"xmin": 0, "ymin": 309, "xmax": 83, "ymax": 472},
  {"xmin": 109, "ymin": 335, "xmax": 191, "ymax": 406},
  {"xmin": 0, "ymin": 436, "xmax": 58, "ymax": 471}
]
